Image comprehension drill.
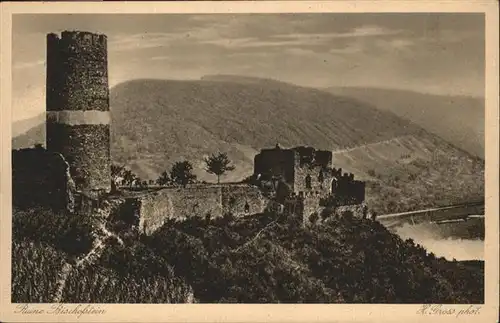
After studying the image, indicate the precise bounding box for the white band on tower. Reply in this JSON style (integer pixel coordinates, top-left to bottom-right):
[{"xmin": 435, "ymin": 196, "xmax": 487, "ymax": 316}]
[{"xmin": 46, "ymin": 110, "xmax": 110, "ymax": 125}]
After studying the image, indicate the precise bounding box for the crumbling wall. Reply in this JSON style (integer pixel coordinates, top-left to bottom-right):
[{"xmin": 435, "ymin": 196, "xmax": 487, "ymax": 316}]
[
  {"xmin": 302, "ymin": 194, "xmax": 323, "ymax": 219},
  {"xmin": 253, "ymin": 148, "xmax": 296, "ymax": 185},
  {"xmin": 303, "ymin": 203, "xmax": 368, "ymax": 226},
  {"xmin": 292, "ymin": 146, "xmax": 332, "ymax": 169},
  {"xmin": 137, "ymin": 186, "xmax": 222, "ymax": 234},
  {"xmin": 135, "ymin": 184, "xmax": 270, "ymax": 235},
  {"xmin": 12, "ymin": 147, "xmax": 73, "ymax": 212},
  {"xmin": 221, "ymin": 185, "xmax": 268, "ymax": 216},
  {"xmin": 293, "ymin": 164, "xmax": 334, "ymax": 196},
  {"xmin": 330, "ymin": 204, "xmax": 368, "ymax": 218},
  {"xmin": 331, "ymin": 172, "xmax": 365, "ymax": 205}
]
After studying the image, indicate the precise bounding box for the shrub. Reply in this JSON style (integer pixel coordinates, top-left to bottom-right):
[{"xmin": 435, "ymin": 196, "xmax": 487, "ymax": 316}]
[{"xmin": 144, "ymin": 211, "xmax": 483, "ymax": 303}]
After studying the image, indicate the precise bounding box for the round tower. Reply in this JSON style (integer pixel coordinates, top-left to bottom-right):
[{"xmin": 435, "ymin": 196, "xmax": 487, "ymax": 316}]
[{"xmin": 46, "ymin": 31, "xmax": 111, "ymax": 196}]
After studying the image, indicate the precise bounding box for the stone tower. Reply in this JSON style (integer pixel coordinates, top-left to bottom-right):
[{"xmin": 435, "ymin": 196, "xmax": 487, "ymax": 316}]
[{"xmin": 46, "ymin": 31, "xmax": 111, "ymax": 197}]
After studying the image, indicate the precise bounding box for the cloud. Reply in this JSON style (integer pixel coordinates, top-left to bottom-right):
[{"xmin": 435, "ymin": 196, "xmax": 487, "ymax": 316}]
[
  {"xmin": 108, "ymin": 25, "xmax": 231, "ymax": 52},
  {"xmin": 329, "ymin": 44, "xmax": 364, "ymax": 55},
  {"xmin": 108, "ymin": 32, "xmax": 182, "ymax": 51},
  {"xmin": 200, "ymin": 37, "xmax": 314, "ymax": 49},
  {"xmin": 284, "ymin": 48, "xmax": 317, "ymax": 56},
  {"xmin": 276, "ymin": 25, "xmax": 403, "ymax": 41},
  {"xmin": 199, "ymin": 25, "xmax": 404, "ymax": 50},
  {"xmin": 150, "ymin": 56, "xmax": 171, "ymax": 61},
  {"xmin": 107, "ymin": 23, "xmax": 407, "ymax": 56}
]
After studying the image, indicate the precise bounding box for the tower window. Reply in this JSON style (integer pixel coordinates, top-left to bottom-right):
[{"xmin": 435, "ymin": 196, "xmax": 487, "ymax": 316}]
[
  {"xmin": 244, "ymin": 202, "xmax": 250, "ymax": 213},
  {"xmin": 305, "ymin": 175, "xmax": 312, "ymax": 189},
  {"xmin": 229, "ymin": 197, "xmax": 236, "ymax": 206}
]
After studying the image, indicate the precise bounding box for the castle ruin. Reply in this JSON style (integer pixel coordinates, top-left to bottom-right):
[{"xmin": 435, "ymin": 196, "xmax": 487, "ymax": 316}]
[{"xmin": 12, "ymin": 30, "xmax": 368, "ymax": 234}]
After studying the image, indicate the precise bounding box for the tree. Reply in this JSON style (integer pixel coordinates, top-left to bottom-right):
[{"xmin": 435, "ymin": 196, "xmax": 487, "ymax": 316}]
[
  {"xmin": 170, "ymin": 161, "xmax": 197, "ymax": 187},
  {"xmin": 156, "ymin": 171, "xmax": 170, "ymax": 186},
  {"xmin": 123, "ymin": 169, "xmax": 137, "ymax": 187},
  {"xmin": 204, "ymin": 152, "xmax": 235, "ymax": 184},
  {"xmin": 111, "ymin": 164, "xmax": 126, "ymax": 192}
]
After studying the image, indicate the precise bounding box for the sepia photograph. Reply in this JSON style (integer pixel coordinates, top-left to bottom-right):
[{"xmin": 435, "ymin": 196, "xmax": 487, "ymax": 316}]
[{"xmin": 1, "ymin": 1, "xmax": 499, "ymax": 322}]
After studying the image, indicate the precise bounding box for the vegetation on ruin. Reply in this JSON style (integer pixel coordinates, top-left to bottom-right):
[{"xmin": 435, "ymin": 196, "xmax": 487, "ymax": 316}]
[
  {"xmin": 111, "ymin": 164, "xmax": 143, "ymax": 189},
  {"xmin": 204, "ymin": 152, "xmax": 236, "ymax": 184},
  {"xmin": 156, "ymin": 170, "xmax": 170, "ymax": 186},
  {"xmin": 169, "ymin": 161, "xmax": 198, "ymax": 187},
  {"xmin": 12, "ymin": 206, "xmax": 484, "ymax": 304}
]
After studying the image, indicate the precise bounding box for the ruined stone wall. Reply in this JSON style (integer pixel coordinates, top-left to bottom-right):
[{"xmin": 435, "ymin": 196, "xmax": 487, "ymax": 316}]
[
  {"xmin": 137, "ymin": 186, "xmax": 222, "ymax": 234},
  {"xmin": 253, "ymin": 149, "xmax": 296, "ymax": 185},
  {"xmin": 331, "ymin": 173, "xmax": 365, "ymax": 205},
  {"xmin": 283, "ymin": 197, "xmax": 304, "ymax": 217},
  {"xmin": 12, "ymin": 147, "xmax": 73, "ymax": 212},
  {"xmin": 290, "ymin": 147, "xmax": 335, "ymax": 196},
  {"xmin": 302, "ymin": 194, "xmax": 323, "ymax": 219},
  {"xmin": 292, "ymin": 146, "xmax": 333, "ymax": 169},
  {"xmin": 331, "ymin": 204, "xmax": 367, "ymax": 218},
  {"xmin": 221, "ymin": 185, "xmax": 268, "ymax": 216},
  {"xmin": 303, "ymin": 203, "xmax": 368, "ymax": 226},
  {"xmin": 46, "ymin": 31, "xmax": 110, "ymax": 194},
  {"xmin": 135, "ymin": 184, "xmax": 269, "ymax": 235},
  {"xmin": 293, "ymin": 164, "xmax": 334, "ymax": 196}
]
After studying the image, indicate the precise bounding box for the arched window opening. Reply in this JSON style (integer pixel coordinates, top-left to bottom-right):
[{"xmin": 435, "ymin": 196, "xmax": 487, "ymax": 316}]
[
  {"xmin": 244, "ymin": 202, "xmax": 250, "ymax": 213},
  {"xmin": 318, "ymin": 170, "xmax": 324, "ymax": 183},
  {"xmin": 331, "ymin": 178, "xmax": 338, "ymax": 192}
]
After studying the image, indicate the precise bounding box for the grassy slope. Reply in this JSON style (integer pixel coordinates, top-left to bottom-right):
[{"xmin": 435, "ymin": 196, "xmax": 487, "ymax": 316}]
[
  {"xmin": 108, "ymin": 79, "xmax": 423, "ymax": 182},
  {"xmin": 326, "ymin": 87, "xmax": 484, "ymax": 159},
  {"xmin": 11, "ymin": 208, "xmax": 193, "ymax": 303},
  {"xmin": 331, "ymin": 135, "xmax": 484, "ymax": 213}
]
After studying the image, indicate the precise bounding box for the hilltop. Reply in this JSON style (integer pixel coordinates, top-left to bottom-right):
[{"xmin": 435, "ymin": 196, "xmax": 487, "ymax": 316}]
[{"xmin": 12, "ymin": 77, "xmax": 484, "ymax": 213}]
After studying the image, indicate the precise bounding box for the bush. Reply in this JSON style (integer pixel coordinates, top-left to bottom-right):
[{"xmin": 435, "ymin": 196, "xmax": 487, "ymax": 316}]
[
  {"xmin": 12, "ymin": 206, "xmax": 483, "ymax": 304},
  {"xmin": 143, "ymin": 212, "xmax": 483, "ymax": 303}
]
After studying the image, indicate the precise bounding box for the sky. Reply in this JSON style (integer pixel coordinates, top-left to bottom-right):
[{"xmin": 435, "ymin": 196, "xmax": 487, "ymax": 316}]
[{"xmin": 12, "ymin": 13, "xmax": 485, "ymax": 122}]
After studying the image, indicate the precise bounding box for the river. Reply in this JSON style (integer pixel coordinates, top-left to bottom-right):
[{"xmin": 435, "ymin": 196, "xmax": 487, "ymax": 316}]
[{"xmin": 392, "ymin": 217, "xmax": 484, "ymax": 261}]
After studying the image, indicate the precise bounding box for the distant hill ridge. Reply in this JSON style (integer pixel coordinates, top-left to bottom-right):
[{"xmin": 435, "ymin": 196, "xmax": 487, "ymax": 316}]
[
  {"xmin": 107, "ymin": 78, "xmax": 427, "ymax": 178},
  {"xmin": 12, "ymin": 76, "xmax": 484, "ymax": 213}
]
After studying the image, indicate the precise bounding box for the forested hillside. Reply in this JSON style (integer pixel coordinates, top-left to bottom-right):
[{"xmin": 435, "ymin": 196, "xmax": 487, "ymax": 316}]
[{"xmin": 12, "ymin": 206, "xmax": 484, "ymax": 303}]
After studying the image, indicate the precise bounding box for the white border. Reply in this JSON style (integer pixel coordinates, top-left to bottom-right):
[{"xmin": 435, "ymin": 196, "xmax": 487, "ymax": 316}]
[{"xmin": 1, "ymin": 2, "xmax": 498, "ymax": 323}]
